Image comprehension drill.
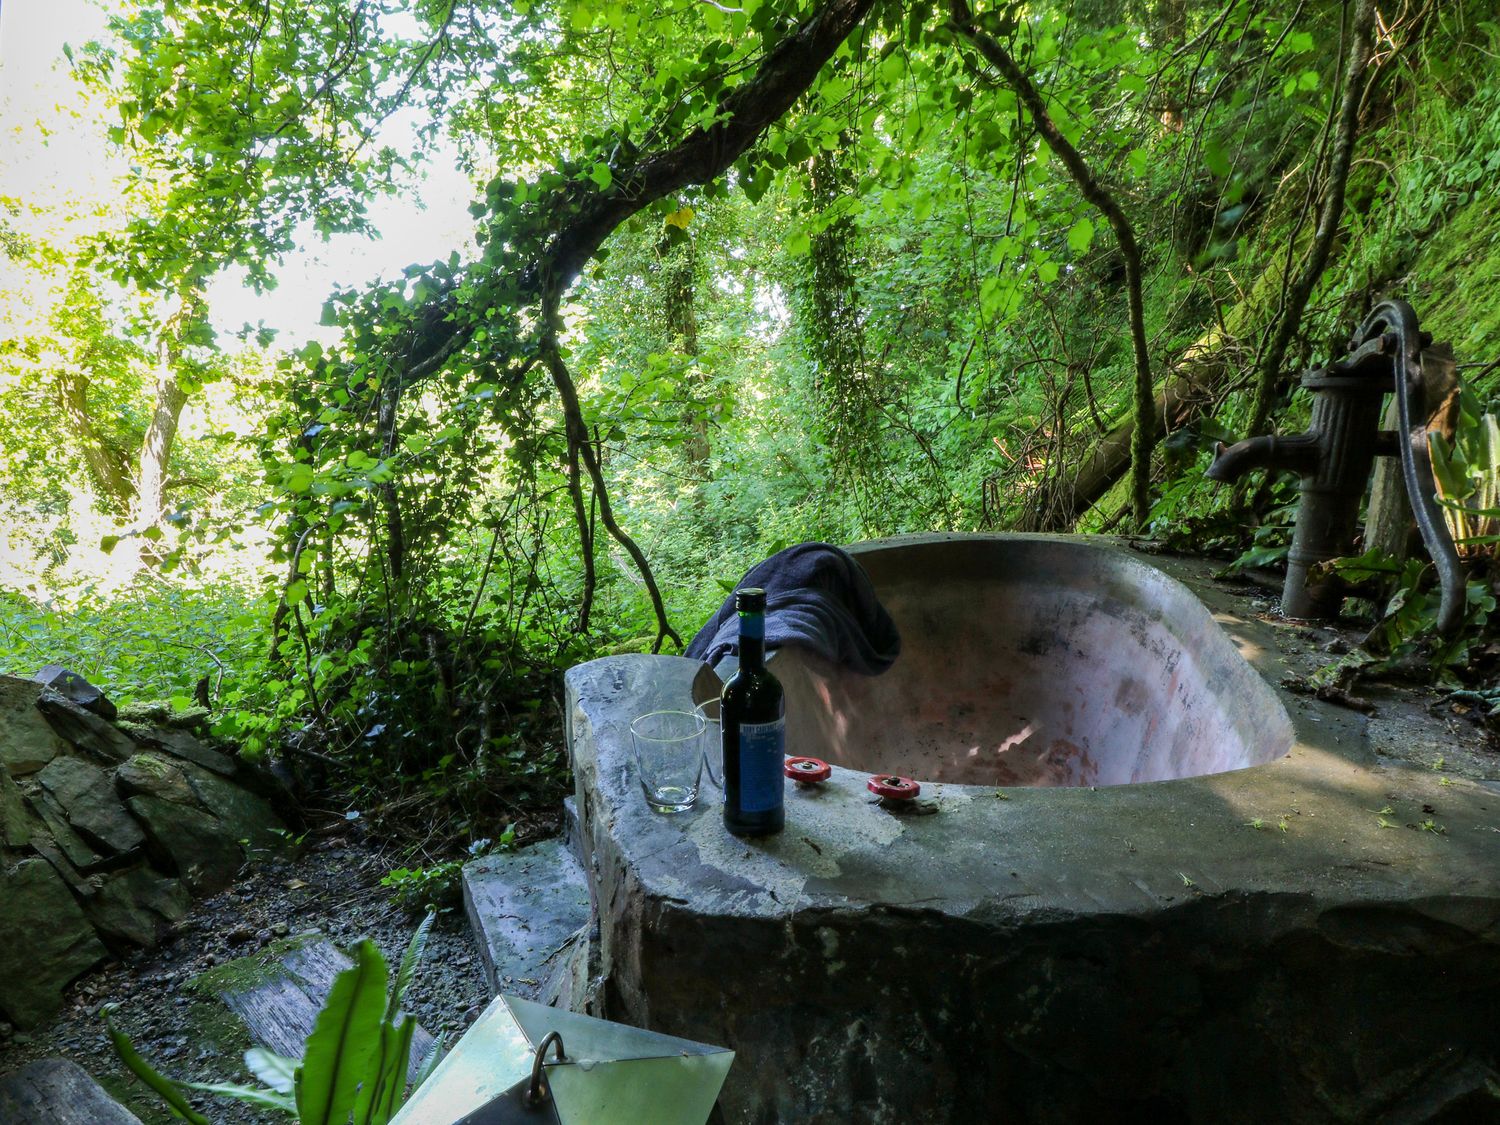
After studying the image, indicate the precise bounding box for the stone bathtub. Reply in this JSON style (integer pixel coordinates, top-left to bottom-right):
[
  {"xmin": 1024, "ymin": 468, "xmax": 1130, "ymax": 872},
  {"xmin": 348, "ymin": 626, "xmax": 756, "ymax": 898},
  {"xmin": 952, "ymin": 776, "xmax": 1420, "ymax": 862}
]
[
  {"xmin": 773, "ymin": 535, "xmax": 1293, "ymax": 788},
  {"xmin": 564, "ymin": 534, "xmax": 1500, "ymax": 1123}
]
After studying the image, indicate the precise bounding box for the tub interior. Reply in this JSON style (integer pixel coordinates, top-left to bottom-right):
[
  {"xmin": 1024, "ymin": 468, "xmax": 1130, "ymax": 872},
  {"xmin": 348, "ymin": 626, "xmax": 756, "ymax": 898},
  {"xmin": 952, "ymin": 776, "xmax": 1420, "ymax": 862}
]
[{"xmin": 771, "ymin": 536, "xmax": 1294, "ymax": 787}]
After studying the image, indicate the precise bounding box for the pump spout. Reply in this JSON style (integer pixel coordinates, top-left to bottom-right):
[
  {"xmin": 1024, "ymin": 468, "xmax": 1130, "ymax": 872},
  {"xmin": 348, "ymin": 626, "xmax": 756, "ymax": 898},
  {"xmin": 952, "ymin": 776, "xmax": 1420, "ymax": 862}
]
[{"xmin": 1205, "ymin": 433, "xmax": 1322, "ymax": 483}]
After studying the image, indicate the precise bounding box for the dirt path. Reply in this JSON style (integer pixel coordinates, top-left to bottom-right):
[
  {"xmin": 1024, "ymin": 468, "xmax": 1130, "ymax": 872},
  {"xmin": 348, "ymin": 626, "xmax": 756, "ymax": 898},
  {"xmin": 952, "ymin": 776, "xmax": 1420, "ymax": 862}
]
[{"xmin": 0, "ymin": 832, "xmax": 490, "ymax": 1124}]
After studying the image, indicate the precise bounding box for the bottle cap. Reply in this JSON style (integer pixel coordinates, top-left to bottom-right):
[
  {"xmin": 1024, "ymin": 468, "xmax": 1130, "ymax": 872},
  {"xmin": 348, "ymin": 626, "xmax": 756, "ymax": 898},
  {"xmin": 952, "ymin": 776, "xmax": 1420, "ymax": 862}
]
[{"xmin": 735, "ymin": 588, "xmax": 767, "ymax": 612}]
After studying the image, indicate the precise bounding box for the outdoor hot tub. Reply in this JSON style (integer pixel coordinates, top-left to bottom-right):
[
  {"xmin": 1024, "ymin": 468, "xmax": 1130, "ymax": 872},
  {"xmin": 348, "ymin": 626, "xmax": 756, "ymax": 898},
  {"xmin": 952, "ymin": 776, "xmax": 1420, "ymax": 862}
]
[
  {"xmin": 774, "ymin": 536, "xmax": 1293, "ymax": 787},
  {"xmin": 564, "ymin": 534, "xmax": 1500, "ymax": 1123}
]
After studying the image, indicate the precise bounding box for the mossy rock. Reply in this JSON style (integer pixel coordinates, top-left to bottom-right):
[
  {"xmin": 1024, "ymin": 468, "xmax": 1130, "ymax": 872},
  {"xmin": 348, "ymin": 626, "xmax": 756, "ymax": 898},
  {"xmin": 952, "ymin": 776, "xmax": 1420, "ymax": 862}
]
[
  {"xmin": 116, "ymin": 702, "xmax": 212, "ymax": 732},
  {"xmin": 187, "ymin": 930, "xmax": 325, "ymax": 997}
]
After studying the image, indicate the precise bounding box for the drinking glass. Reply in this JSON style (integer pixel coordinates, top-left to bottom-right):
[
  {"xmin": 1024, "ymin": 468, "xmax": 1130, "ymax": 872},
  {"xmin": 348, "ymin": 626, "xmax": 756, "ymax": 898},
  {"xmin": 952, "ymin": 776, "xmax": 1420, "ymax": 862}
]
[
  {"xmin": 631, "ymin": 710, "xmax": 706, "ymax": 814},
  {"xmin": 694, "ymin": 699, "xmax": 722, "ymax": 791}
]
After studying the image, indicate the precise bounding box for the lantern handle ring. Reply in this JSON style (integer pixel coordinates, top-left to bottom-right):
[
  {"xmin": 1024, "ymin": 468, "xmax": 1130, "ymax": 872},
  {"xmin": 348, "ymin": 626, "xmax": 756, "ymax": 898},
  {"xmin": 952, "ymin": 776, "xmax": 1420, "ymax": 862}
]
[{"xmin": 526, "ymin": 1031, "xmax": 567, "ymax": 1107}]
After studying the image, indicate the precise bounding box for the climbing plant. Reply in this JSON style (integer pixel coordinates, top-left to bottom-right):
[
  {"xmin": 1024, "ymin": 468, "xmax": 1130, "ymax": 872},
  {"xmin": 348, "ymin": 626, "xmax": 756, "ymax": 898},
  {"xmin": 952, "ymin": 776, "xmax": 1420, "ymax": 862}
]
[{"xmin": 3, "ymin": 0, "xmax": 1495, "ymax": 800}]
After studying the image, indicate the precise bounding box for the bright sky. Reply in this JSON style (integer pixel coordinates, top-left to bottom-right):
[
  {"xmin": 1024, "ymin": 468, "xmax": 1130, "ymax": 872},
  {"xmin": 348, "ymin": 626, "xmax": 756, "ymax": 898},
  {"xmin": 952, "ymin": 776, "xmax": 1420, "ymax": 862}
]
[{"xmin": 0, "ymin": 0, "xmax": 477, "ymax": 346}]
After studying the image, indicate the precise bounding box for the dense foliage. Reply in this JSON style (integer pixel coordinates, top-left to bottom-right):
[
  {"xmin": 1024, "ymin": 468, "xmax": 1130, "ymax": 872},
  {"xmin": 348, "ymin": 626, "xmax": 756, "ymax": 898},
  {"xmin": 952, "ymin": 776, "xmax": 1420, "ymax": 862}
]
[{"xmin": 3, "ymin": 0, "xmax": 1499, "ymax": 841}]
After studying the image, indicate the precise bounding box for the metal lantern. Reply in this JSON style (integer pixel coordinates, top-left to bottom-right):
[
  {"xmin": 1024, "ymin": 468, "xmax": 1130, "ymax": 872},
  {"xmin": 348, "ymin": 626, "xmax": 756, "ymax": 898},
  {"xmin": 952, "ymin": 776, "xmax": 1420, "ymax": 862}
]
[{"xmin": 390, "ymin": 994, "xmax": 734, "ymax": 1125}]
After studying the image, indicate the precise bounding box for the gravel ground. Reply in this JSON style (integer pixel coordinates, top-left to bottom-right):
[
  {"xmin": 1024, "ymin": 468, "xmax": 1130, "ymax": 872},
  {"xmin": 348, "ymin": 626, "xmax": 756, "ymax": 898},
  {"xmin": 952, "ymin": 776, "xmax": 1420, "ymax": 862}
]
[{"xmin": 0, "ymin": 832, "xmax": 492, "ymax": 1124}]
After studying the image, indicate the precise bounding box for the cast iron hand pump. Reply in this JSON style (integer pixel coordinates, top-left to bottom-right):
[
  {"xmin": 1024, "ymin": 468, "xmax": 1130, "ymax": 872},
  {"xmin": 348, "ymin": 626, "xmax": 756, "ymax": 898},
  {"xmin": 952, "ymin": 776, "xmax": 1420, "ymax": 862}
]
[{"xmin": 1207, "ymin": 299, "xmax": 1464, "ymax": 637}]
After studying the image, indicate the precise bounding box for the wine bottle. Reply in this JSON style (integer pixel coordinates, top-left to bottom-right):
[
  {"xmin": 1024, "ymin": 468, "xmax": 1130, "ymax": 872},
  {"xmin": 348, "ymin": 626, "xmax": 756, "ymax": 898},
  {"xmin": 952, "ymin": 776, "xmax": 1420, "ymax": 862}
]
[{"xmin": 721, "ymin": 587, "xmax": 785, "ymax": 837}]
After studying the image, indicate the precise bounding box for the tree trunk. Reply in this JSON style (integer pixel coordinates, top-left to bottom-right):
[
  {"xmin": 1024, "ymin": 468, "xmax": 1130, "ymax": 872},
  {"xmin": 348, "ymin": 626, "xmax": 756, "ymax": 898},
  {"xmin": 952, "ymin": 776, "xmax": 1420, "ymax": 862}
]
[
  {"xmin": 804, "ymin": 140, "xmax": 878, "ymax": 488},
  {"xmin": 134, "ymin": 370, "xmax": 188, "ymax": 530},
  {"xmin": 54, "ymin": 370, "xmax": 136, "ymax": 513},
  {"xmin": 288, "ymin": 0, "xmax": 878, "ymax": 638},
  {"xmin": 1054, "ymin": 350, "xmax": 1226, "ymax": 526},
  {"xmin": 1049, "ymin": 189, "xmax": 1318, "ymax": 527},
  {"xmin": 135, "ymin": 290, "xmax": 205, "ymax": 531}
]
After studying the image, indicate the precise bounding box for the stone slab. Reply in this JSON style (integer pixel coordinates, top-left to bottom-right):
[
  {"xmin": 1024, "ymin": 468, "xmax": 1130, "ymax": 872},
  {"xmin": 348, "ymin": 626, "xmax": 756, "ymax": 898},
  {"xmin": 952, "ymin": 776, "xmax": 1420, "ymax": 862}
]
[
  {"xmin": 537, "ymin": 924, "xmax": 593, "ymax": 1013},
  {"xmin": 462, "ymin": 839, "xmax": 591, "ymax": 998},
  {"xmin": 135, "ymin": 726, "xmax": 236, "ymax": 776},
  {"xmin": 37, "ymin": 694, "xmax": 137, "ymax": 764},
  {"xmin": 85, "ymin": 864, "xmax": 191, "ymax": 948},
  {"xmin": 114, "ymin": 752, "xmax": 199, "ymax": 806},
  {"xmin": 32, "ymin": 665, "xmax": 118, "ymax": 721},
  {"xmin": 0, "ymin": 766, "xmax": 36, "ymax": 847},
  {"xmin": 28, "ymin": 790, "xmax": 107, "ymax": 872},
  {"xmin": 562, "ymin": 794, "xmax": 583, "ymax": 864},
  {"xmin": 0, "ymin": 677, "xmax": 70, "ymax": 775},
  {"xmin": 564, "ymin": 533, "xmax": 1500, "ymax": 1124},
  {"xmin": 29, "ymin": 836, "xmax": 96, "ymax": 896},
  {"xmin": 180, "ymin": 763, "xmax": 285, "ymax": 850},
  {"xmin": 0, "ymin": 858, "xmax": 107, "ymax": 1027},
  {"xmin": 126, "ymin": 794, "xmax": 242, "ymax": 894},
  {"xmin": 0, "ymin": 1058, "xmax": 143, "ymax": 1124},
  {"xmin": 206, "ymin": 933, "xmax": 434, "ymax": 1079},
  {"xmin": 38, "ymin": 755, "xmax": 145, "ymax": 857}
]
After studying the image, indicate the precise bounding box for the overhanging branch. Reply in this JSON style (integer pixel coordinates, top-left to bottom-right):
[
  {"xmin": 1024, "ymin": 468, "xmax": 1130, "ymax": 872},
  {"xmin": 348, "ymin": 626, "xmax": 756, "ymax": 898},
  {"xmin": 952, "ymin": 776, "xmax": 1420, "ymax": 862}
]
[{"xmin": 404, "ymin": 0, "xmax": 879, "ymax": 382}]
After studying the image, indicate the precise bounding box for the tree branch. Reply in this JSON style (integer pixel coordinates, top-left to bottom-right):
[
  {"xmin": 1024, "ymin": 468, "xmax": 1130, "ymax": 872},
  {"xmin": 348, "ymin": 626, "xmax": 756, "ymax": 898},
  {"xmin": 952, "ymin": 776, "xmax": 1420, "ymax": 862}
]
[
  {"xmin": 540, "ymin": 333, "xmax": 681, "ymax": 654},
  {"xmin": 398, "ymin": 0, "xmax": 879, "ymax": 384},
  {"xmin": 1247, "ymin": 0, "xmax": 1378, "ymax": 435}
]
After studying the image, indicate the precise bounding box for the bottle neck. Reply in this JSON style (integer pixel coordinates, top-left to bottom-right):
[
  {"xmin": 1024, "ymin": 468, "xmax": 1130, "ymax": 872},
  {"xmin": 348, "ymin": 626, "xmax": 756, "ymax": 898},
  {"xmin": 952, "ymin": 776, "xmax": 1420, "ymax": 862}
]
[{"xmin": 738, "ymin": 611, "xmax": 766, "ymax": 671}]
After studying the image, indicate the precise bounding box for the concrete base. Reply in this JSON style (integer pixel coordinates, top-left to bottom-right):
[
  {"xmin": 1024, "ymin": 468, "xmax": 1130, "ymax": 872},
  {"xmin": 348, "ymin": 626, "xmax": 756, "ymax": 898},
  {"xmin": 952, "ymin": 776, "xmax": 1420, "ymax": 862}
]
[
  {"xmin": 0, "ymin": 1058, "xmax": 143, "ymax": 1125},
  {"xmin": 462, "ymin": 840, "xmax": 591, "ymax": 999},
  {"xmin": 565, "ymin": 534, "xmax": 1500, "ymax": 1123}
]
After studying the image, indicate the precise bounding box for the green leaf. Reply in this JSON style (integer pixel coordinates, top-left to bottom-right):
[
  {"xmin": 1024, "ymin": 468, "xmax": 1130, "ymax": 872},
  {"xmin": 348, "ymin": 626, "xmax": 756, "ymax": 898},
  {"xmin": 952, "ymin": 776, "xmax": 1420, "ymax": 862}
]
[
  {"xmin": 282, "ymin": 463, "xmax": 315, "ymax": 493},
  {"xmin": 384, "ymin": 1017, "xmax": 418, "ymax": 1119},
  {"xmin": 786, "ymin": 231, "xmax": 811, "ymax": 256},
  {"xmin": 100, "ymin": 534, "xmax": 121, "ymax": 554},
  {"xmin": 102, "ymin": 1005, "xmax": 213, "ymax": 1125},
  {"xmin": 295, "ymin": 939, "xmax": 389, "ymax": 1125},
  {"xmin": 387, "ymin": 911, "xmax": 435, "ymax": 1021},
  {"xmin": 353, "ymin": 1010, "xmax": 418, "ymax": 1125},
  {"xmin": 285, "ymin": 580, "xmax": 309, "ymax": 605},
  {"xmin": 1429, "ymin": 432, "xmax": 1469, "ymax": 501},
  {"xmin": 1128, "ymin": 148, "xmax": 1150, "ymax": 177},
  {"xmin": 1067, "ymin": 218, "xmax": 1095, "ymax": 255},
  {"xmin": 588, "ymin": 163, "xmax": 612, "ymax": 190},
  {"xmin": 410, "ymin": 1033, "xmax": 445, "ymax": 1092},
  {"xmin": 179, "ymin": 1080, "xmax": 295, "ymax": 1113},
  {"xmin": 1038, "ymin": 260, "xmax": 1060, "ymax": 284},
  {"xmin": 1204, "ymin": 141, "xmax": 1231, "ymax": 178}
]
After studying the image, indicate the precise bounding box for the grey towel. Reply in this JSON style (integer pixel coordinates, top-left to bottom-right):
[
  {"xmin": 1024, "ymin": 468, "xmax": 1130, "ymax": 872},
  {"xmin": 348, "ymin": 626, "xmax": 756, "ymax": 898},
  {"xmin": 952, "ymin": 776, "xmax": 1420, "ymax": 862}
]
[{"xmin": 685, "ymin": 543, "xmax": 901, "ymax": 674}]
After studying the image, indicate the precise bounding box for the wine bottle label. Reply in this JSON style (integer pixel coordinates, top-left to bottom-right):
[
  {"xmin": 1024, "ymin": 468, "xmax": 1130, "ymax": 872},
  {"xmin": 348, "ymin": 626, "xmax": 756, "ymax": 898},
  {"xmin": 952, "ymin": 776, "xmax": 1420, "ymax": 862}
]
[{"xmin": 737, "ymin": 717, "xmax": 785, "ymax": 813}]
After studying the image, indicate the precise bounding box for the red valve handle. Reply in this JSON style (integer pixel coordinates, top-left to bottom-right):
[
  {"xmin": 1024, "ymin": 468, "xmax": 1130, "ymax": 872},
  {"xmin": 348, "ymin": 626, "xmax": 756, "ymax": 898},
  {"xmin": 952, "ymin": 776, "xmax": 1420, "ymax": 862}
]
[
  {"xmin": 867, "ymin": 775, "xmax": 920, "ymax": 800},
  {"xmin": 785, "ymin": 757, "xmax": 831, "ymax": 783}
]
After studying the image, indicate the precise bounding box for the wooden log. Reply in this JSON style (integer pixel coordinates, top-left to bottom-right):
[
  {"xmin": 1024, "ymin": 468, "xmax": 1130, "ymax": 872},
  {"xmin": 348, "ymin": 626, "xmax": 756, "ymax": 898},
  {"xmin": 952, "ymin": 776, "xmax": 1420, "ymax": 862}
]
[
  {"xmin": 0, "ymin": 1057, "xmax": 143, "ymax": 1125},
  {"xmin": 211, "ymin": 932, "xmax": 435, "ymax": 1079}
]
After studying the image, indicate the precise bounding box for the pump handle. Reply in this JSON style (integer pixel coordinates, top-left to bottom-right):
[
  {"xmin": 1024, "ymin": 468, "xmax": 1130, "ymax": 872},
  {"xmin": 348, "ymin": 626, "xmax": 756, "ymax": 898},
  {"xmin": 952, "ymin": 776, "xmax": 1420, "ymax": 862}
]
[{"xmin": 1352, "ymin": 299, "xmax": 1465, "ymax": 637}]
